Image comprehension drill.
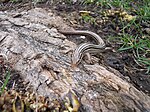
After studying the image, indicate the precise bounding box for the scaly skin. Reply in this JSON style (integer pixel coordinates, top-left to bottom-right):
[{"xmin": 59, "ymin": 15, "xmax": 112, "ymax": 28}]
[{"xmin": 59, "ymin": 30, "xmax": 105, "ymax": 67}]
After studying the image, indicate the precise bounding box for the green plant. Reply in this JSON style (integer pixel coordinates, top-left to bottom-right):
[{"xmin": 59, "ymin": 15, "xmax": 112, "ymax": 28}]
[
  {"xmin": 0, "ymin": 70, "xmax": 10, "ymax": 96},
  {"xmin": 83, "ymin": 0, "xmax": 95, "ymax": 4},
  {"xmin": 138, "ymin": 57, "xmax": 150, "ymax": 73},
  {"xmin": 81, "ymin": 14, "xmax": 96, "ymax": 25},
  {"xmin": 118, "ymin": 34, "xmax": 150, "ymax": 73},
  {"xmin": 136, "ymin": 3, "xmax": 150, "ymax": 20},
  {"xmin": 79, "ymin": 0, "xmax": 150, "ymax": 73},
  {"xmin": 10, "ymin": 0, "xmax": 20, "ymax": 3}
]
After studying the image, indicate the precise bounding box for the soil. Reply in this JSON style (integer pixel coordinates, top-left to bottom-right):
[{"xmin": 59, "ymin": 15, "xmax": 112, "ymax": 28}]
[{"xmin": 0, "ymin": 0, "xmax": 150, "ymax": 99}]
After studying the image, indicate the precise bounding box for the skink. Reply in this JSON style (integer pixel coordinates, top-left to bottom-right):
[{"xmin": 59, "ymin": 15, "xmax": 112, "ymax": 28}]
[{"xmin": 58, "ymin": 30, "xmax": 105, "ymax": 67}]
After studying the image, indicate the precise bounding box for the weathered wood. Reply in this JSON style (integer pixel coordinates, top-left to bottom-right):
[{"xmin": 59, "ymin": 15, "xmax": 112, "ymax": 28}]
[{"xmin": 0, "ymin": 8, "xmax": 150, "ymax": 112}]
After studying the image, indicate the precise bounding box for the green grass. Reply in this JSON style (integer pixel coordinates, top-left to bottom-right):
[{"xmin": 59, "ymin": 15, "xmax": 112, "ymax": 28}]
[
  {"xmin": 81, "ymin": 14, "xmax": 97, "ymax": 25},
  {"xmin": 81, "ymin": 0, "xmax": 150, "ymax": 73},
  {"xmin": 83, "ymin": 0, "xmax": 150, "ymax": 17},
  {"xmin": 136, "ymin": 3, "xmax": 150, "ymax": 20},
  {"xmin": 82, "ymin": 0, "xmax": 132, "ymax": 9},
  {"xmin": 10, "ymin": 0, "xmax": 20, "ymax": 3},
  {"xmin": 118, "ymin": 34, "xmax": 150, "ymax": 73},
  {"xmin": 0, "ymin": 70, "xmax": 10, "ymax": 96},
  {"xmin": 112, "ymin": 18, "xmax": 150, "ymax": 73}
]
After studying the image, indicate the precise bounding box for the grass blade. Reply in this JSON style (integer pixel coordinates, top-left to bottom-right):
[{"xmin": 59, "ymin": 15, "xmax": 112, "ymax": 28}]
[{"xmin": 0, "ymin": 70, "xmax": 10, "ymax": 96}]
